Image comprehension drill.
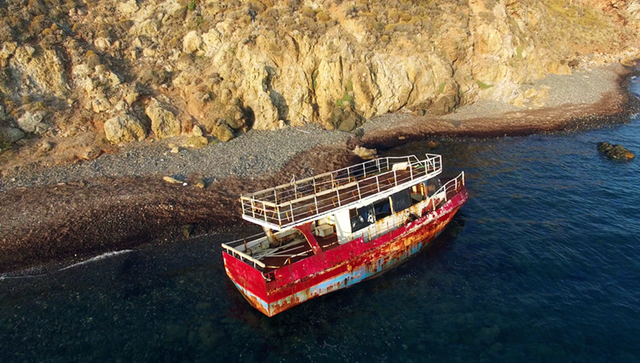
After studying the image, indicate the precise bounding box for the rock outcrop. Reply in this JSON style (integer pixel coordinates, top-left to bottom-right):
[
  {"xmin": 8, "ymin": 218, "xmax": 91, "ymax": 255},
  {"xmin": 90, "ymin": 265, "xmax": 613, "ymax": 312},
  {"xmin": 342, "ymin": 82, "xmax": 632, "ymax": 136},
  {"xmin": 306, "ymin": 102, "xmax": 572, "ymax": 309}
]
[
  {"xmin": 104, "ymin": 114, "xmax": 147, "ymax": 144},
  {"xmin": 146, "ymin": 100, "xmax": 180, "ymax": 139},
  {"xmin": 0, "ymin": 127, "xmax": 25, "ymax": 143},
  {"xmin": 0, "ymin": 0, "xmax": 638, "ymax": 157},
  {"xmin": 597, "ymin": 142, "xmax": 635, "ymax": 160}
]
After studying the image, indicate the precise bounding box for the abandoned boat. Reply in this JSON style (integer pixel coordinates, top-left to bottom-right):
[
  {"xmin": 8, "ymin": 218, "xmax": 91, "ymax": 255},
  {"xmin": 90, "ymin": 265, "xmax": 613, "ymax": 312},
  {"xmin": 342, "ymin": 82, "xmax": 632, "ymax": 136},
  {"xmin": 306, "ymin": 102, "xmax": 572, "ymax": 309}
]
[{"xmin": 222, "ymin": 154, "xmax": 468, "ymax": 317}]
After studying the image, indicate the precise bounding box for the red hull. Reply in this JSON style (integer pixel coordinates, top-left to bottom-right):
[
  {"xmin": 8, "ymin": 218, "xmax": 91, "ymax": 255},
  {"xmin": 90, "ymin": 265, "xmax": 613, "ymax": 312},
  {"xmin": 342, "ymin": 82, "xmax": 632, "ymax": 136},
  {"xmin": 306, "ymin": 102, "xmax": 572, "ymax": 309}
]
[{"xmin": 223, "ymin": 186, "xmax": 469, "ymax": 316}]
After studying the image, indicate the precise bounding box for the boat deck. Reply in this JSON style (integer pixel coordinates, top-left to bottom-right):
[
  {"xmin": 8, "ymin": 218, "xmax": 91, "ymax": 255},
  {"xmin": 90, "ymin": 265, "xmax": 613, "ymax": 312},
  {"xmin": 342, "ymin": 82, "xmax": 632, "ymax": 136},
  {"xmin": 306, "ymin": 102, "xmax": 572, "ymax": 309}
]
[
  {"xmin": 260, "ymin": 234, "xmax": 339, "ymax": 270},
  {"xmin": 241, "ymin": 155, "xmax": 443, "ymax": 230}
]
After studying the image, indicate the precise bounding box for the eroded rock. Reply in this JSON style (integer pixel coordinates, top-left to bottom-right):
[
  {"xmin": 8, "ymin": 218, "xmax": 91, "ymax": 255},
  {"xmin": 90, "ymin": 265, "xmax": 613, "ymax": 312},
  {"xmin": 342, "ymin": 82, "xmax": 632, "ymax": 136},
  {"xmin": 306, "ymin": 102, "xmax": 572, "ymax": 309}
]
[
  {"xmin": 352, "ymin": 146, "xmax": 377, "ymax": 160},
  {"xmin": 330, "ymin": 107, "xmax": 364, "ymax": 132},
  {"xmin": 184, "ymin": 136, "xmax": 208, "ymax": 149},
  {"xmin": 16, "ymin": 111, "xmax": 47, "ymax": 134},
  {"xmin": 597, "ymin": 142, "xmax": 634, "ymax": 160},
  {"xmin": 104, "ymin": 114, "xmax": 147, "ymax": 144},
  {"xmin": 0, "ymin": 127, "xmax": 25, "ymax": 143},
  {"xmin": 146, "ymin": 100, "xmax": 181, "ymax": 139}
]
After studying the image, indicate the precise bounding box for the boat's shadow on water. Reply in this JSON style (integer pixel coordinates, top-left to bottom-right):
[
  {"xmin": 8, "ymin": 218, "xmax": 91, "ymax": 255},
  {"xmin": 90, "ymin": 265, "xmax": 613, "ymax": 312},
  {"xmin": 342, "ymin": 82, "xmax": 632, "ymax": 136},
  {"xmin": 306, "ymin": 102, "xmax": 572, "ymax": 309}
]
[{"xmin": 224, "ymin": 212, "xmax": 469, "ymax": 330}]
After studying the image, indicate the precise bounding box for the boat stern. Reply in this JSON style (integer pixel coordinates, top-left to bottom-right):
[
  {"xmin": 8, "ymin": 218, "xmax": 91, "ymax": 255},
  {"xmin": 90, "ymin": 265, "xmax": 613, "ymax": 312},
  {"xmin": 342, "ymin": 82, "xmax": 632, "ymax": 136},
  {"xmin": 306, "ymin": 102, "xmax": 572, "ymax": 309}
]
[{"xmin": 222, "ymin": 252, "xmax": 272, "ymax": 316}]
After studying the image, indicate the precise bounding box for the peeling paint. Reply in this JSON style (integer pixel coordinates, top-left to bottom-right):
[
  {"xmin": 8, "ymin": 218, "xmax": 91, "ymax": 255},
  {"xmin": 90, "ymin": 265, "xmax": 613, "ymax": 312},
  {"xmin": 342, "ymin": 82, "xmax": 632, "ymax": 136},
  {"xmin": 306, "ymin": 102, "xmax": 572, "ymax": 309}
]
[{"xmin": 224, "ymin": 185, "xmax": 468, "ymax": 317}]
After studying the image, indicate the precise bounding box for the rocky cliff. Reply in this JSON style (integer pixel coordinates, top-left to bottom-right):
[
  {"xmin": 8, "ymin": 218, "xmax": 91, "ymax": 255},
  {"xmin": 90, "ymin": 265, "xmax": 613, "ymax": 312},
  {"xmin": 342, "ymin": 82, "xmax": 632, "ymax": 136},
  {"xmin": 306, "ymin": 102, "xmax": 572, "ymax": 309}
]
[{"xmin": 0, "ymin": 0, "xmax": 639, "ymax": 164}]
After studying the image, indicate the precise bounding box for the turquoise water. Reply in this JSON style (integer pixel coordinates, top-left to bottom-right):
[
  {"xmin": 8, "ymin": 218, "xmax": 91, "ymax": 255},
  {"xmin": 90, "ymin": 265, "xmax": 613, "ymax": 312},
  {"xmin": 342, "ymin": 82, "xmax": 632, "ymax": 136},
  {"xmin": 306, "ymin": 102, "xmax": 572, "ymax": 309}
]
[{"xmin": 1, "ymin": 79, "xmax": 639, "ymax": 362}]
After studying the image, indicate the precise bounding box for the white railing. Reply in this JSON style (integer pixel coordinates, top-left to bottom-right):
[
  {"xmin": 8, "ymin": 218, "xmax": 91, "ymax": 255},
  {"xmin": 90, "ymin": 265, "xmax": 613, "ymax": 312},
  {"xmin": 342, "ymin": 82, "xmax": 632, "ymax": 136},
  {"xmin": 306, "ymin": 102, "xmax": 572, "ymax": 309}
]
[
  {"xmin": 224, "ymin": 171, "xmax": 465, "ymax": 271},
  {"xmin": 349, "ymin": 171, "xmax": 465, "ymax": 244},
  {"xmin": 240, "ymin": 154, "xmax": 443, "ymax": 230}
]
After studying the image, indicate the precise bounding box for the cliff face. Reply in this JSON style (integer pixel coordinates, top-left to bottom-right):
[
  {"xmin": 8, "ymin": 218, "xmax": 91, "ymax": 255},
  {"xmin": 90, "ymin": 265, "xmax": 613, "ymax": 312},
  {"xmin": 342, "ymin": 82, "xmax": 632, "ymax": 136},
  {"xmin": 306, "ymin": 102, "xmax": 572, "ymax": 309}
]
[{"xmin": 0, "ymin": 0, "xmax": 639, "ymax": 157}]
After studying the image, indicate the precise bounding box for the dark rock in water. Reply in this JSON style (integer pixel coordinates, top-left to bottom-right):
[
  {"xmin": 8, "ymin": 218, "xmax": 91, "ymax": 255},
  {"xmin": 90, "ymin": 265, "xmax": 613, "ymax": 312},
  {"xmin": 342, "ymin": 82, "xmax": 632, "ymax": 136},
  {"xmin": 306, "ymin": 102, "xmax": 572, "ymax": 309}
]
[
  {"xmin": 597, "ymin": 142, "xmax": 634, "ymax": 160},
  {"xmin": 182, "ymin": 224, "xmax": 195, "ymax": 238}
]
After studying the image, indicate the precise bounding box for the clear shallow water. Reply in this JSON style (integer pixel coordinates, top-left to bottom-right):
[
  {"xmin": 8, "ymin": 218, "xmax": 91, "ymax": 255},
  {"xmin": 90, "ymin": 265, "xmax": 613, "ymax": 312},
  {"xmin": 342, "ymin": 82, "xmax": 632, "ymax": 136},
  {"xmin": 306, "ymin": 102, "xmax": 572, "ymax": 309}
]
[{"xmin": 1, "ymin": 81, "xmax": 639, "ymax": 362}]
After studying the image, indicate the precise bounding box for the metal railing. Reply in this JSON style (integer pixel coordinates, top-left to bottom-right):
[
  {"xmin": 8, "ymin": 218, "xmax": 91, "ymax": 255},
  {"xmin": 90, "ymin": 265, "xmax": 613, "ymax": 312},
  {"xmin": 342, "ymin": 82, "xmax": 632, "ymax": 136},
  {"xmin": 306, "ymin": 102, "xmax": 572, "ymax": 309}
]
[
  {"xmin": 240, "ymin": 154, "xmax": 443, "ymax": 230},
  {"xmin": 223, "ymin": 171, "xmax": 465, "ymax": 271},
  {"xmin": 356, "ymin": 171, "xmax": 465, "ymax": 244}
]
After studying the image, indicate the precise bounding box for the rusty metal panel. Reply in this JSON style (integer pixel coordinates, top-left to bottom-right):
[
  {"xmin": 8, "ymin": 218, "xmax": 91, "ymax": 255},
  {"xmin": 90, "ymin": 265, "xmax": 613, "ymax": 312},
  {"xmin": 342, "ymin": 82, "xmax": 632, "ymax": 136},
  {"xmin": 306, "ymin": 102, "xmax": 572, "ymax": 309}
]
[{"xmin": 225, "ymin": 186, "xmax": 469, "ymax": 317}]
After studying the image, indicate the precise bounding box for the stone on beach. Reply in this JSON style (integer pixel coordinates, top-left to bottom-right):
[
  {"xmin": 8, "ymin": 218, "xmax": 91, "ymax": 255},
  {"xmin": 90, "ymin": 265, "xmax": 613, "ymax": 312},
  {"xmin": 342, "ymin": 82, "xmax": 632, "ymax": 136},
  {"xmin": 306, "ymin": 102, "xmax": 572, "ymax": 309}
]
[
  {"xmin": 352, "ymin": 146, "xmax": 377, "ymax": 160},
  {"xmin": 104, "ymin": 114, "xmax": 147, "ymax": 144},
  {"xmin": 146, "ymin": 99, "xmax": 181, "ymax": 139},
  {"xmin": 184, "ymin": 136, "xmax": 208, "ymax": 149},
  {"xmin": 163, "ymin": 176, "xmax": 184, "ymax": 184}
]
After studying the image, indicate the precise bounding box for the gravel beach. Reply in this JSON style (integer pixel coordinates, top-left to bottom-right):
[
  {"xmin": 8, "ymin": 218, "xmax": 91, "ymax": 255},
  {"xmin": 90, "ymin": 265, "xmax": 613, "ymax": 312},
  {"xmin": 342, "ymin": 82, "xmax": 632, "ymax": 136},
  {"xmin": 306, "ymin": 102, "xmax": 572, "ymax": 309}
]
[{"xmin": 1, "ymin": 64, "xmax": 637, "ymax": 273}]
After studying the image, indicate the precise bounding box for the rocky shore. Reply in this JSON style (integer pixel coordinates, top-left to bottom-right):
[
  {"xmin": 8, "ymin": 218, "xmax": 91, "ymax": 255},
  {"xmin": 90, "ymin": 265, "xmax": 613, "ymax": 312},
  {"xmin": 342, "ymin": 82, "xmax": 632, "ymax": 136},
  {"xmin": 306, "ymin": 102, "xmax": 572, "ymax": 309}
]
[{"xmin": 1, "ymin": 63, "xmax": 639, "ymax": 274}]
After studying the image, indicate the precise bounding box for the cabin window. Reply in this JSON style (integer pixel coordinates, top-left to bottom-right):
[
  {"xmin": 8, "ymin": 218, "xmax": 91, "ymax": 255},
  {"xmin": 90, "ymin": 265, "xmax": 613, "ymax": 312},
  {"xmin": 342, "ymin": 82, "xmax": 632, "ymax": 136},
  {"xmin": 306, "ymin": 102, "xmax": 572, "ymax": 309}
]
[
  {"xmin": 390, "ymin": 189, "xmax": 412, "ymax": 213},
  {"xmin": 374, "ymin": 198, "xmax": 392, "ymax": 220},
  {"xmin": 410, "ymin": 184, "xmax": 426, "ymax": 205},
  {"xmin": 425, "ymin": 178, "xmax": 442, "ymax": 197},
  {"xmin": 349, "ymin": 204, "xmax": 375, "ymax": 232}
]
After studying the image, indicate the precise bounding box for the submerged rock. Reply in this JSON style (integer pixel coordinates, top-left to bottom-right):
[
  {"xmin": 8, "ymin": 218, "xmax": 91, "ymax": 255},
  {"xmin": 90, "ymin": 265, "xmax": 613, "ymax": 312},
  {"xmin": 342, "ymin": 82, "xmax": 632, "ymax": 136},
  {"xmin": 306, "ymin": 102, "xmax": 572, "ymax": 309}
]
[{"xmin": 597, "ymin": 142, "xmax": 634, "ymax": 160}]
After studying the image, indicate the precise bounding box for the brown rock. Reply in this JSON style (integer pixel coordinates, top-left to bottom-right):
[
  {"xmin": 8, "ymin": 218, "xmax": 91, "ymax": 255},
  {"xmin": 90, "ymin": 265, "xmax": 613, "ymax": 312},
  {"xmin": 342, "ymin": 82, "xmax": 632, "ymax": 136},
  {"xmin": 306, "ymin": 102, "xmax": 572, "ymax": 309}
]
[
  {"xmin": 214, "ymin": 123, "xmax": 234, "ymax": 142},
  {"xmin": 77, "ymin": 146, "xmax": 102, "ymax": 161},
  {"xmin": 430, "ymin": 94, "xmax": 459, "ymax": 116},
  {"xmin": 163, "ymin": 176, "xmax": 184, "ymax": 184},
  {"xmin": 146, "ymin": 99, "xmax": 181, "ymax": 139},
  {"xmin": 104, "ymin": 114, "xmax": 147, "ymax": 144},
  {"xmin": 184, "ymin": 136, "xmax": 208, "ymax": 149},
  {"xmin": 352, "ymin": 146, "xmax": 377, "ymax": 160}
]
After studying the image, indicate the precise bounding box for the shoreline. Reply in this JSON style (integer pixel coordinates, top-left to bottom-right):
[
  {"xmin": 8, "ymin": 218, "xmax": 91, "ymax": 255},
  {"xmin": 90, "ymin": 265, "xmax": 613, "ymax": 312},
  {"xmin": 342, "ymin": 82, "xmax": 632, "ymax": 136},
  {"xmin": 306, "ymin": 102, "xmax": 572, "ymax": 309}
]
[{"xmin": 1, "ymin": 63, "xmax": 639, "ymax": 274}]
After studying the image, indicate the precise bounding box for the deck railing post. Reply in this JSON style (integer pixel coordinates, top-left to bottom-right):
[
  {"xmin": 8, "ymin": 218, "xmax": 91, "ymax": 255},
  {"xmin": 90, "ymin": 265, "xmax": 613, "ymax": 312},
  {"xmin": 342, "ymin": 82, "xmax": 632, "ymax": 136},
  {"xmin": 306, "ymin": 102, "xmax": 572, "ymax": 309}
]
[
  {"xmin": 251, "ymin": 199, "xmax": 256, "ymax": 219},
  {"xmin": 393, "ymin": 169, "xmax": 398, "ymax": 186},
  {"xmin": 262, "ymin": 201, "xmax": 268, "ymax": 222},
  {"xmin": 376, "ymin": 175, "xmax": 381, "ymax": 192},
  {"xmin": 277, "ymin": 205, "xmax": 282, "ymax": 227},
  {"xmin": 293, "ymin": 180, "xmax": 298, "ymax": 199},
  {"xmin": 356, "ymin": 182, "xmax": 362, "ymax": 200},
  {"xmin": 289, "ymin": 203, "xmax": 295, "ymax": 222},
  {"xmin": 313, "ymin": 194, "xmax": 319, "ymax": 214}
]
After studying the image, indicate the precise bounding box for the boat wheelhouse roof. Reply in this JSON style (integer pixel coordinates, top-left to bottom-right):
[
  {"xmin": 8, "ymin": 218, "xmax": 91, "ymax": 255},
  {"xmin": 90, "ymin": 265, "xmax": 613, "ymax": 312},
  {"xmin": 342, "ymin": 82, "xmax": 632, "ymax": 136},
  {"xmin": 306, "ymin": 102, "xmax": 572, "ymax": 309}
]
[{"xmin": 241, "ymin": 154, "xmax": 443, "ymax": 230}]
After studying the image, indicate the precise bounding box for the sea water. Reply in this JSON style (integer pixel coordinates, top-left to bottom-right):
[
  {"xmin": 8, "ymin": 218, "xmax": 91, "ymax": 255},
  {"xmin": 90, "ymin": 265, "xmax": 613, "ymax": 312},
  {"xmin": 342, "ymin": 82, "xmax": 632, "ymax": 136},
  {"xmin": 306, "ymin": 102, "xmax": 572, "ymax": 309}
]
[{"xmin": 1, "ymin": 79, "xmax": 639, "ymax": 362}]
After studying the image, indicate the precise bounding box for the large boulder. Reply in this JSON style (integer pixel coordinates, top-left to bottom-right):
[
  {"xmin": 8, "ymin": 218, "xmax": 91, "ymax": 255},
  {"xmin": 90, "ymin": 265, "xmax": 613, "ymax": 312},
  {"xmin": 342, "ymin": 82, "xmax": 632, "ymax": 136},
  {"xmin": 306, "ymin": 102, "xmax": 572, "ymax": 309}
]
[
  {"xmin": 597, "ymin": 142, "xmax": 634, "ymax": 160},
  {"xmin": 0, "ymin": 127, "xmax": 25, "ymax": 143},
  {"xmin": 214, "ymin": 123, "xmax": 234, "ymax": 142},
  {"xmin": 431, "ymin": 94, "xmax": 460, "ymax": 116},
  {"xmin": 16, "ymin": 111, "xmax": 47, "ymax": 134},
  {"xmin": 145, "ymin": 100, "xmax": 180, "ymax": 139},
  {"xmin": 104, "ymin": 114, "xmax": 147, "ymax": 144},
  {"xmin": 330, "ymin": 107, "xmax": 364, "ymax": 132}
]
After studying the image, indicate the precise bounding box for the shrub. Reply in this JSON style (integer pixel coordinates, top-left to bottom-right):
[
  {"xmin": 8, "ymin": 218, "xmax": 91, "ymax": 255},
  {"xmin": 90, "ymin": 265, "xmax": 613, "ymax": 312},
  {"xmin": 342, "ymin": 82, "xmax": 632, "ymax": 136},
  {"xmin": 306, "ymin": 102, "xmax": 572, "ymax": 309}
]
[{"xmin": 476, "ymin": 80, "xmax": 493, "ymax": 90}]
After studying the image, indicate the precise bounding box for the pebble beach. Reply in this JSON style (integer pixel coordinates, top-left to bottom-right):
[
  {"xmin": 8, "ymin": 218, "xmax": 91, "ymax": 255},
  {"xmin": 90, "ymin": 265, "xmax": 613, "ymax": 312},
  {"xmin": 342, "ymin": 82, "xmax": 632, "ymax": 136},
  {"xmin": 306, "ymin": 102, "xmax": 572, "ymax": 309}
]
[{"xmin": 0, "ymin": 63, "xmax": 637, "ymax": 273}]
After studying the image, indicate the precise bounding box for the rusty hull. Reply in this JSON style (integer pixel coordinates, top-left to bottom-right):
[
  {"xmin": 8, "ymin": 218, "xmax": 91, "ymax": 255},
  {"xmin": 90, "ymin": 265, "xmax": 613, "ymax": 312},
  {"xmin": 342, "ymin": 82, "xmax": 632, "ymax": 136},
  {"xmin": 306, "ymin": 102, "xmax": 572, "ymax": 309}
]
[{"xmin": 223, "ymin": 186, "xmax": 469, "ymax": 317}]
